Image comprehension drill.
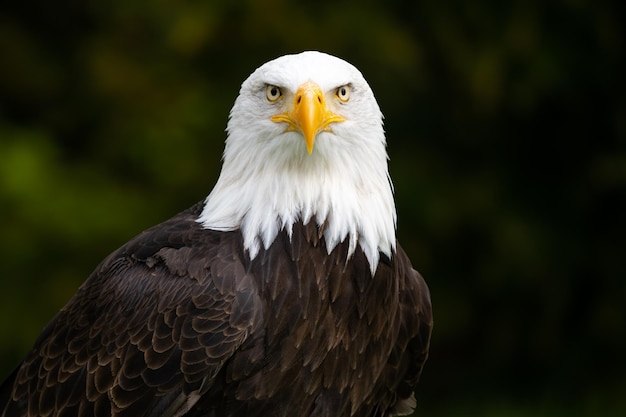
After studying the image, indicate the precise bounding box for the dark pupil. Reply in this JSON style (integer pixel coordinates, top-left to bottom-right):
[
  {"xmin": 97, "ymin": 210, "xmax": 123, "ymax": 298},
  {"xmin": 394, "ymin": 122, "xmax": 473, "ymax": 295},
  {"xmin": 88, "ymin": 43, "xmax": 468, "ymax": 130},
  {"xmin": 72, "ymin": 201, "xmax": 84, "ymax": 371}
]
[
  {"xmin": 271, "ymin": 87, "xmax": 278, "ymax": 97},
  {"xmin": 340, "ymin": 87, "xmax": 345, "ymax": 96}
]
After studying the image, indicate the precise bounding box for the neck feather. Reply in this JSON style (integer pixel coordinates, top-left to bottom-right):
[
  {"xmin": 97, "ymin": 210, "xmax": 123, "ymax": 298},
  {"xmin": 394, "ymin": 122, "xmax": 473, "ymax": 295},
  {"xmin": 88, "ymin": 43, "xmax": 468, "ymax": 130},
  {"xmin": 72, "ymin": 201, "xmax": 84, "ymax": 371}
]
[{"xmin": 197, "ymin": 132, "xmax": 396, "ymax": 275}]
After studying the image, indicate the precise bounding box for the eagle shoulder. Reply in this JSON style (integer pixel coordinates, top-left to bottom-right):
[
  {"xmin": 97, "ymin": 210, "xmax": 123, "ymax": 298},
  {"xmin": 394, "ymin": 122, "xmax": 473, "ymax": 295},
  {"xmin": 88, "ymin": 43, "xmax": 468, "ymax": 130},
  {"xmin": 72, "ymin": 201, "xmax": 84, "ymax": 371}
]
[{"xmin": 1, "ymin": 203, "xmax": 264, "ymax": 417}]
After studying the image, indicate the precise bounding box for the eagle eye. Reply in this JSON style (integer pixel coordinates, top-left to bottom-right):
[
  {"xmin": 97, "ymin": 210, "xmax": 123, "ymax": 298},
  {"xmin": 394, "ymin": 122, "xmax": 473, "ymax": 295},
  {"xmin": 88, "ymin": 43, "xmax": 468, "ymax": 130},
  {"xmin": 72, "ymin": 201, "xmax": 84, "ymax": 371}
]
[
  {"xmin": 266, "ymin": 85, "xmax": 282, "ymax": 102},
  {"xmin": 336, "ymin": 85, "xmax": 351, "ymax": 103}
]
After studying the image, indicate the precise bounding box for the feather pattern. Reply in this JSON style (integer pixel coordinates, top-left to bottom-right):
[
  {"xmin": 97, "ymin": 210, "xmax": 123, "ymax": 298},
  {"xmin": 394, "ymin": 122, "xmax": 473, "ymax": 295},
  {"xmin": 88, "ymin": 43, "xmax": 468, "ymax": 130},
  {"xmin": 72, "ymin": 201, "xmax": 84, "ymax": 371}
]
[{"xmin": 0, "ymin": 203, "xmax": 431, "ymax": 417}]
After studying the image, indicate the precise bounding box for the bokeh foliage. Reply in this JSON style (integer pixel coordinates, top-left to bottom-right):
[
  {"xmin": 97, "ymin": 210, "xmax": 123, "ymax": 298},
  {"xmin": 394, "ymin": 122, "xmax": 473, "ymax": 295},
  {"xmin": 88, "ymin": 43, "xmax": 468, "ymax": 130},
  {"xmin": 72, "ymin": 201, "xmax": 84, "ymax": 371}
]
[{"xmin": 0, "ymin": 0, "xmax": 624, "ymax": 415}]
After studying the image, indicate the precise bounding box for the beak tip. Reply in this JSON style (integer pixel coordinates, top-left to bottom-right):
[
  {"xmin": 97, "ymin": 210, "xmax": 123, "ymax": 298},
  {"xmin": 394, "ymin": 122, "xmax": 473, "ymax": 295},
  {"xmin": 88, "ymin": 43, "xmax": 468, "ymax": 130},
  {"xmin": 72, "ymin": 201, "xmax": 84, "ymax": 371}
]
[{"xmin": 305, "ymin": 137, "xmax": 315, "ymax": 155}]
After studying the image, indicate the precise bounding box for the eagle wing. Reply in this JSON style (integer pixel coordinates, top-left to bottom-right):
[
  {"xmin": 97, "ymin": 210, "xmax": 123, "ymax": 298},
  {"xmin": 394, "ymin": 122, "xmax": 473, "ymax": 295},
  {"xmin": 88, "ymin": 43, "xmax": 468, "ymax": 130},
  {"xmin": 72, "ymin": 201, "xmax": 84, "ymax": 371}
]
[
  {"xmin": 1, "ymin": 203, "xmax": 264, "ymax": 417},
  {"xmin": 388, "ymin": 245, "xmax": 433, "ymax": 416}
]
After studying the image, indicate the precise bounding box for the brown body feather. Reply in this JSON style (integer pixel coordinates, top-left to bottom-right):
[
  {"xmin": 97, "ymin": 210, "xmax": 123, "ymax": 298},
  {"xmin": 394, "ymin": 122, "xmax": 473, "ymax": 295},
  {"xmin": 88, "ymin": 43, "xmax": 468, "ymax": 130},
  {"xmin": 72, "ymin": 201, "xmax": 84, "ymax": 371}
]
[{"xmin": 0, "ymin": 202, "xmax": 432, "ymax": 417}]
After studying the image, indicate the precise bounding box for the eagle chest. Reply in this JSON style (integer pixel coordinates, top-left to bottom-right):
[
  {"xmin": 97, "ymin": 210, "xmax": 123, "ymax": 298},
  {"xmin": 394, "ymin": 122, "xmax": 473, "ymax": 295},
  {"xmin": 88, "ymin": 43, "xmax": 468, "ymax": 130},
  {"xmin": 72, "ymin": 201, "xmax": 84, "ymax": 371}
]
[{"xmin": 229, "ymin": 227, "xmax": 402, "ymax": 415}]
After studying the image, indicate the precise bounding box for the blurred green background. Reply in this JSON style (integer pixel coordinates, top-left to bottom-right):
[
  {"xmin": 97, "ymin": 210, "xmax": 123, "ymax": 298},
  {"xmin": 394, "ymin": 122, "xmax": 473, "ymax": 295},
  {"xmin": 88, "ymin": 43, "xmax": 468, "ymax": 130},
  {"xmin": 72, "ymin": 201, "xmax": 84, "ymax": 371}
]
[{"xmin": 0, "ymin": 0, "xmax": 624, "ymax": 415}]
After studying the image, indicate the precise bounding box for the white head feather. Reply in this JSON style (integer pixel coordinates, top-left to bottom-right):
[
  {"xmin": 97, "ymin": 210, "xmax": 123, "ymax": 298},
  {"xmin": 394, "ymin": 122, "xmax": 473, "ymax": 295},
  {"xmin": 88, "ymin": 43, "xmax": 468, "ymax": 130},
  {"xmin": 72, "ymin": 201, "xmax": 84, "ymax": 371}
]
[{"xmin": 198, "ymin": 51, "xmax": 396, "ymax": 274}]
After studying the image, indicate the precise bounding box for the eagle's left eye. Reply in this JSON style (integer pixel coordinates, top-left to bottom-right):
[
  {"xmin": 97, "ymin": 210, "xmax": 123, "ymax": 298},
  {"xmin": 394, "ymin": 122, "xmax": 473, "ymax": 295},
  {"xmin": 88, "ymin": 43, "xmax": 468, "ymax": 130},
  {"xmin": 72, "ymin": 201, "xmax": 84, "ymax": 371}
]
[
  {"xmin": 266, "ymin": 85, "xmax": 282, "ymax": 102},
  {"xmin": 336, "ymin": 85, "xmax": 351, "ymax": 103}
]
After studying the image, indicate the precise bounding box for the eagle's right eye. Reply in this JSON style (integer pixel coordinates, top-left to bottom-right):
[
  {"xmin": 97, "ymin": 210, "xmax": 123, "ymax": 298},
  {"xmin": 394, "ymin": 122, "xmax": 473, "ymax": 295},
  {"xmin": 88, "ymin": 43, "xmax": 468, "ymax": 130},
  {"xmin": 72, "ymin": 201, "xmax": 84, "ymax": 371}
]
[{"xmin": 266, "ymin": 85, "xmax": 282, "ymax": 102}]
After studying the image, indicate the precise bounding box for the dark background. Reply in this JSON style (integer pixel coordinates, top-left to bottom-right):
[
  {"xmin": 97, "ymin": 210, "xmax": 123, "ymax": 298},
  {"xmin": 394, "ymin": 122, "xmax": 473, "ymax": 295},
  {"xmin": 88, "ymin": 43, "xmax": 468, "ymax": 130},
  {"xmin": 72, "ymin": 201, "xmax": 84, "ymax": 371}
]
[{"xmin": 0, "ymin": 1, "xmax": 624, "ymax": 415}]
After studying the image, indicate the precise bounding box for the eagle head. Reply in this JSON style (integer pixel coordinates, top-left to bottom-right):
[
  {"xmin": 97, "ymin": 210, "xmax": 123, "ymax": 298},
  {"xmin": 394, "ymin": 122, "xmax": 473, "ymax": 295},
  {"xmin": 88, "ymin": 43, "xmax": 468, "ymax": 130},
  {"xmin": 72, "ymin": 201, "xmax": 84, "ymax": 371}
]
[{"xmin": 198, "ymin": 51, "xmax": 396, "ymax": 274}]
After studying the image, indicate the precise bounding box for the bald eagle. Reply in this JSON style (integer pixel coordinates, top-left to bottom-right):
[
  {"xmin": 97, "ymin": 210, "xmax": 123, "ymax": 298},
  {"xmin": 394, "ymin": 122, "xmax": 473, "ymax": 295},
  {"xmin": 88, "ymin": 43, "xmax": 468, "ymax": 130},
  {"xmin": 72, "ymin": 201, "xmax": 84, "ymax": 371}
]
[{"xmin": 0, "ymin": 51, "xmax": 432, "ymax": 417}]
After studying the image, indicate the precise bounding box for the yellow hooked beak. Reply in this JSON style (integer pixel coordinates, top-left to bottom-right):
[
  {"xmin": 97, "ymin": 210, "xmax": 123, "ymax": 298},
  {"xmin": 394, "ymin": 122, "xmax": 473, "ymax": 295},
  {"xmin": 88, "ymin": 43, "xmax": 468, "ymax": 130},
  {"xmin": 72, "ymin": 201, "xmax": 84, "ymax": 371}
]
[{"xmin": 271, "ymin": 82, "xmax": 345, "ymax": 154}]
